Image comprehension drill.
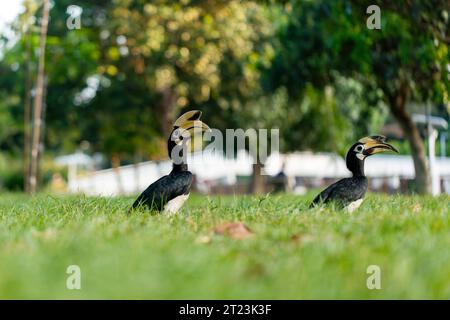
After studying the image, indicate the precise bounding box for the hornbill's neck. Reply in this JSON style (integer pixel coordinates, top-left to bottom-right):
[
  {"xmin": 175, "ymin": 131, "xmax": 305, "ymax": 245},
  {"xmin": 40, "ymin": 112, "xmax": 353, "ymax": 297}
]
[
  {"xmin": 172, "ymin": 162, "xmax": 188, "ymax": 172},
  {"xmin": 346, "ymin": 150, "xmax": 365, "ymax": 177},
  {"xmin": 168, "ymin": 137, "xmax": 189, "ymax": 172}
]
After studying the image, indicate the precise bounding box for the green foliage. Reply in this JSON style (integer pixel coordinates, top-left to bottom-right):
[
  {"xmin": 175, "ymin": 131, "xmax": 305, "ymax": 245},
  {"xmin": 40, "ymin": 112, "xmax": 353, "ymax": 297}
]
[
  {"xmin": 0, "ymin": 153, "xmax": 67, "ymax": 191},
  {"xmin": 0, "ymin": 193, "xmax": 449, "ymax": 298},
  {"xmin": 260, "ymin": 2, "xmax": 384, "ymax": 153},
  {"xmin": 1, "ymin": 0, "xmax": 448, "ymax": 165},
  {"xmin": 0, "ymin": 170, "xmax": 24, "ymax": 191},
  {"xmin": 0, "ymin": 154, "xmax": 23, "ymax": 191},
  {"xmin": 0, "ymin": 41, "xmax": 27, "ymax": 153},
  {"xmin": 0, "ymin": 0, "xmax": 282, "ymax": 162},
  {"xmin": 110, "ymin": 1, "xmax": 274, "ymax": 139},
  {"xmin": 264, "ymin": 0, "xmax": 450, "ymax": 152}
]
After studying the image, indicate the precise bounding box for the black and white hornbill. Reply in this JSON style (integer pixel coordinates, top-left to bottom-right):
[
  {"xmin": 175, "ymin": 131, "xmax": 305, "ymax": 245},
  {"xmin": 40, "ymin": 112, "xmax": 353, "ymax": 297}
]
[
  {"xmin": 310, "ymin": 135, "xmax": 398, "ymax": 212},
  {"xmin": 130, "ymin": 110, "xmax": 210, "ymax": 214}
]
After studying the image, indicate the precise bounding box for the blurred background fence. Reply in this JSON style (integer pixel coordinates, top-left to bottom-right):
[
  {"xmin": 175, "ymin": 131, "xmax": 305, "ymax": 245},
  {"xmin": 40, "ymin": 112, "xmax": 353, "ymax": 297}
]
[{"xmin": 60, "ymin": 151, "xmax": 450, "ymax": 196}]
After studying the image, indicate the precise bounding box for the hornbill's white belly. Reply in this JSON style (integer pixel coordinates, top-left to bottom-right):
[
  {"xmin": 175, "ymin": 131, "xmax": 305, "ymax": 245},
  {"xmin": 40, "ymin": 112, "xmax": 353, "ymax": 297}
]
[
  {"xmin": 345, "ymin": 198, "xmax": 364, "ymax": 213},
  {"xmin": 163, "ymin": 194, "xmax": 189, "ymax": 214}
]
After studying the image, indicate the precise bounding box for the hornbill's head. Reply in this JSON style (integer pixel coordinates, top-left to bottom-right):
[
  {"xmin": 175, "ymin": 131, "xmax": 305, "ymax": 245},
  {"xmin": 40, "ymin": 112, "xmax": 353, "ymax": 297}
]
[
  {"xmin": 168, "ymin": 110, "xmax": 210, "ymax": 160},
  {"xmin": 346, "ymin": 135, "xmax": 398, "ymax": 175}
]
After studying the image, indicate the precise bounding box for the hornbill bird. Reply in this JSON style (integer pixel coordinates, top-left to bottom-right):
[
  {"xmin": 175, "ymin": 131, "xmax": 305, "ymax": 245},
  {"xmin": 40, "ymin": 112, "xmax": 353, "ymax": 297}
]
[
  {"xmin": 310, "ymin": 135, "xmax": 398, "ymax": 212},
  {"xmin": 130, "ymin": 110, "xmax": 210, "ymax": 214}
]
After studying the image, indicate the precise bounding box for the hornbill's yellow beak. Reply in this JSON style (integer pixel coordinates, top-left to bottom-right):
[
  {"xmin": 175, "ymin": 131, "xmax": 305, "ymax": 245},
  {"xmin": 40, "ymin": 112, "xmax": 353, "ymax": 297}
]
[
  {"xmin": 359, "ymin": 135, "xmax": 399, "ymax": 155},
  {"xmin": 173, "ymin": 110, "xmax": 211, "ymax": 133},
  {"xmin": 172, "ymin": 110, "xmax": 210, "ymax": 153}
]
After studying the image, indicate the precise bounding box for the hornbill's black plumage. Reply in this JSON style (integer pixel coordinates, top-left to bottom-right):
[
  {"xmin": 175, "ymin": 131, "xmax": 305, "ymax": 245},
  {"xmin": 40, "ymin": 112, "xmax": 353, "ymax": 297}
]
[
  {"xmin": 310, "ymin": 135, "xmax": 398, "ymax": 212},
  {"xmin": 130, "ymin": 110, "xmax": 210, "ymax": 214}
]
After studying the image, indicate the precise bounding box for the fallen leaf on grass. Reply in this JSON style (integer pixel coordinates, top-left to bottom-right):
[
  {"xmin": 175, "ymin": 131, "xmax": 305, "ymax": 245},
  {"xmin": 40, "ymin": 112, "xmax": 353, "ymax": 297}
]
[
  {"xmin": 289, "ymin": 234, "xmax": 314, "ymax": 244},
  {"xmin": 196, "ymin": 235, "xmax": 212, "ymax": 244},
  {"xmin": 213, "ymin": 222, "xmax": 253, "ymax": 240}
]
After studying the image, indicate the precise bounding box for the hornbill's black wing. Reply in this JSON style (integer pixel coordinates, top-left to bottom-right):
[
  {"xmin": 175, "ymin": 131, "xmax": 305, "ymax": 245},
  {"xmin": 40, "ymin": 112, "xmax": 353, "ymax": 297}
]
[
  {"xmin": 310, "ymin": 178, "xmax": 367, "ymax": 208},
  {"xmin": 131, "ymin": 171, "xmax": 193, "ymax": 211},
  {"xmin": 310, "ymin": 180, "xmax": 339, "ymax": 207}
]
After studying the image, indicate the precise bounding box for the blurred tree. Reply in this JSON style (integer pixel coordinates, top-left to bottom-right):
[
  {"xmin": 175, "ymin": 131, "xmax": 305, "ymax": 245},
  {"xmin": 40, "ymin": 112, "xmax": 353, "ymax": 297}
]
[
  {"xmin": 21, "ymin": 0, "xmax": 38, "ymax": 193},
  {"xmin": 1, "ymin": 0, "xmax": 122, "ymax": 190},
  {"xmin": 29, "ymin": 0, "xmax": 50, "ymax": 194},
  {"xmin": 264, "ymin": 0, "xmax": 450, "ymax": 194},
  {"xmin": 108, "ymin": 0, "xmax": 269, "ymax": 131},
  {"xmin": 1, "ymin": 0, "xmax": 281, "ymax": 192},
  {"xmin": 109, "ymin": 0, "xmax": 278, "ymax": 192}
]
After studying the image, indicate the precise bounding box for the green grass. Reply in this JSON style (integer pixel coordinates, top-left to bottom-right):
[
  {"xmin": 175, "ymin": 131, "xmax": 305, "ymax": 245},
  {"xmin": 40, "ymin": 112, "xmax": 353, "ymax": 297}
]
[{"xmin": 0, "ymin": 192, "xmax": 449, "ymax": 299}]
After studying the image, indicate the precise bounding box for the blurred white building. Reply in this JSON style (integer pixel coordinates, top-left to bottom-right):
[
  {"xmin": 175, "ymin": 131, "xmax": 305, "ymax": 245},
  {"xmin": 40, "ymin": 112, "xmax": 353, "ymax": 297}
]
[{"xmin": 65, "ymin": 150, "xmax": 450, "ymax": 196}]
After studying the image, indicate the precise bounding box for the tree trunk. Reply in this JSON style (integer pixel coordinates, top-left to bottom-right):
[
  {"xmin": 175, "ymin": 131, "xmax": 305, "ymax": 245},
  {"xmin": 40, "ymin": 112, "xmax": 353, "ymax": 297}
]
[
  {"xmin": 157, "ymin": 87, "xmax": 177, "ymax": 137},
  {"xmin": 250, "ymin": 160, "xmax": 266, "ymax": 194},
  {"xmin": 29, "ymin": 0, "xmax": 49, "ymax": 194},
  {"xmin": 37, "ymin": 77, "xmax": 48, "ymax": 188},
  {"xmin": 388, "ymin": 84, "xmax": 431, "ymax": 194},
  {"xmin": 23, "ymin": 15, "xmax": 32, "ymax": 193}
]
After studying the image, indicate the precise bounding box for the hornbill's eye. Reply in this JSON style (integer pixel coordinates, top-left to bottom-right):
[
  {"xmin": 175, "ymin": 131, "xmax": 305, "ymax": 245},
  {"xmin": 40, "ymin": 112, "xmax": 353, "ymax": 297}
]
[
  {"xmin": 172, "ymin": 129, "xmax": 181, "ymax": 139},
  {"xmin": 354, "ymin": 144, "xmax": 364, "ymax": 153}
]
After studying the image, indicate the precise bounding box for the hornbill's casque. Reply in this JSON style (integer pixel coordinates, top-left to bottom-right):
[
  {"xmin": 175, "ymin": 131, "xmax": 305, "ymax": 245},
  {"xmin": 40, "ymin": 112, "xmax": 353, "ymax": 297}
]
[
  {"xmin": 130, "ymin": 110, "xmax": 210, "ymax": 214},
  {"xmin": 310, "ymin": 135, "xmax": 398, "ymax": 212}
]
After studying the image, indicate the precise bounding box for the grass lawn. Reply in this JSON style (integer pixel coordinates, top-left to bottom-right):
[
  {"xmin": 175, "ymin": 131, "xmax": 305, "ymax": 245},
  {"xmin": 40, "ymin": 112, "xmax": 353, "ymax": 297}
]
[{"xmin": 0, "ymin": 192, "xmax": 449, "ymax": 299}]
